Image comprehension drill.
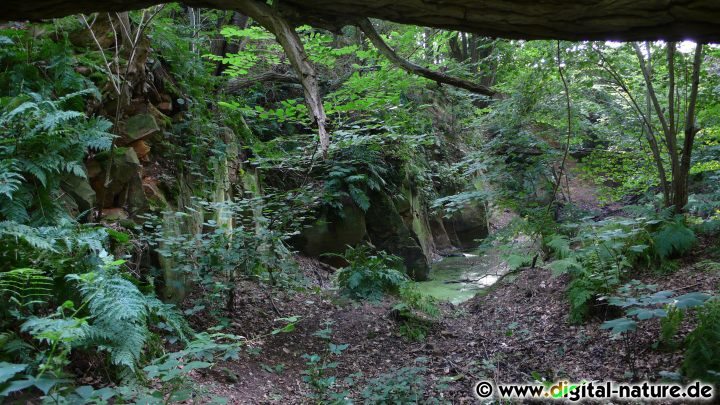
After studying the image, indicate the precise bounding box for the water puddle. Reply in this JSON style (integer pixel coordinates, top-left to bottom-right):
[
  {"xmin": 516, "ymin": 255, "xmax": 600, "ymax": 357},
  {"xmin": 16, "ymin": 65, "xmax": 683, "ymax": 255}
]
[{"xmin": 416, "ymin": 248, "xmax": 508, "ymax": 304}]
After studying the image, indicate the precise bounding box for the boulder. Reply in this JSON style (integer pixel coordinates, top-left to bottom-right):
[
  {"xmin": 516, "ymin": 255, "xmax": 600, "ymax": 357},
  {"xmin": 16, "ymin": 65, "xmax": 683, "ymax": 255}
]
[
  {"xmin": 366, "ymin": 191, "xmax": 430, "ymax": 281},
  {"xmin": 101, "ymin": 208, "xmax": 129, "ymax": 221},
  {"xmin": 122, "ymin": 113, "xmax": 161, "ymax": 145},
  {"xmin": 90, "ymin": 147, "xmax": 147, "ymax": 213},
  {"xmin": 130, "ymin": 139, "xmax": 151, "ymax": 160},
  {"xmin": 60, "ymin": 173, "xmax": 96, "ymax": 216}
]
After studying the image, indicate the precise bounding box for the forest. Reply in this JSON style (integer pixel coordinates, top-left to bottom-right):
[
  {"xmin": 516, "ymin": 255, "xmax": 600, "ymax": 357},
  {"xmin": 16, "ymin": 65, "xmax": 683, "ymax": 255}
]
[{"xmin": 1, "ymin": 1, "xmax": 720, "ymax": 403}]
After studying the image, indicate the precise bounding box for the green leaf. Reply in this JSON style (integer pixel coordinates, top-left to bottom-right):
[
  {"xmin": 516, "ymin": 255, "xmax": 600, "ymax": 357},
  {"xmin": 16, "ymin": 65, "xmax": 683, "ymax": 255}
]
[
  {"xmin": 600, "ymin": 317, "xmax": 637, "ymax": 334},
  {"xmin": 0, "ymin": 363, "xmax": 27, "ymax": 385},
  {"xmin": 674, "ymin": 292, "xmax": 711, "ymax": 309}
]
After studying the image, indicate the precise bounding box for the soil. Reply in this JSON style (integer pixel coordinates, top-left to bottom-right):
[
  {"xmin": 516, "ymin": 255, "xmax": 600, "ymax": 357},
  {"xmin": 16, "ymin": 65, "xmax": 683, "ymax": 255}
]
[{"xmin": 190, "ymin": 235, "xmax": 720, "ymax": 404}]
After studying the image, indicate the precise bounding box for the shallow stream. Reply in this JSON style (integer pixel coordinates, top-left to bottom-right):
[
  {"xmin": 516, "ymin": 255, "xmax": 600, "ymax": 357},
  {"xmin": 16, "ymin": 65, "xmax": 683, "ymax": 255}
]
[{"xmin": 415, "ymin": 248, "xmax": 508, "ymax": 304}]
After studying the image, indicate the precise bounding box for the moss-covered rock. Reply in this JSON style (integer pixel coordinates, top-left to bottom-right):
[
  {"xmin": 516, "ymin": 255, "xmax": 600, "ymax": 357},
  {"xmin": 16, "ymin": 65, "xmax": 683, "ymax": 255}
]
[
  {"xmin": 122, "ymin": 113, "xmax": 161, "ymax": 145},
  {"xmin": 366, "ymin": 191, "xmax": 430, "ymax": 281},
  {"xmin": 60, "ymin": 173, "xmax": 96, "ymax": 217},
  {"xmin": 442, "ymin": 201, "xmax": 488, "ymax": 249},
  {"xmin": 296, "ymin": 201, "xmax": 367, "ymax": 258}
]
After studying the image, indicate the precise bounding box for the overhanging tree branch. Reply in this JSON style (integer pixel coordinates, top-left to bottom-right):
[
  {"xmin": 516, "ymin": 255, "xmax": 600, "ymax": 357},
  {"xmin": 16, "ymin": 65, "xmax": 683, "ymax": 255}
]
[
  {"xmin": 235, "ymin": 0, "xmax": 330, "ymax": 158},
  {"xmin": 357, "ymin": 18, "xmax": 495, "ymax": 97}
]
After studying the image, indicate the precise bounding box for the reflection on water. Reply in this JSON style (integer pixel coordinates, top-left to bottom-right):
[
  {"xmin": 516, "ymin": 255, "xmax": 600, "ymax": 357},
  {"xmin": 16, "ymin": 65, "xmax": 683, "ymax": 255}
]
[{"xmin": 415, "ymin": 249, "xmax": 508, "ymax": 305}]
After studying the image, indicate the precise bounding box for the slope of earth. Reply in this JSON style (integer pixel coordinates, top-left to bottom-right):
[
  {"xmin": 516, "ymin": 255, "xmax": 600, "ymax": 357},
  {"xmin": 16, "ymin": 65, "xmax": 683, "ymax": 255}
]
[{"xmin": 192, "ymin": 236, "xmax": 720, "ymax": 403}]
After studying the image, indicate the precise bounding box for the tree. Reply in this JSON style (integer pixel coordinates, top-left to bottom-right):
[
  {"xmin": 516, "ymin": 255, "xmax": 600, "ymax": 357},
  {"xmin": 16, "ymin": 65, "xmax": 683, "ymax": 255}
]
[{"xmin": 597, "ymin": 42, "xmax": 704, "ymax": 211}]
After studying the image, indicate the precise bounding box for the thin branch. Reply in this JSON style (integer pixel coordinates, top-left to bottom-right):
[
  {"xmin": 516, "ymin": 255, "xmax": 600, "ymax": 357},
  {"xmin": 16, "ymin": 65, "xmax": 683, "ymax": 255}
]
[
  {"xmin": 633, "ymin": 42, "xmax": 678, "ymax": 178},
  {"xmin": 234, "ymin": 0, "xmax": 330, "ymax": 158},
  {"xmin": 594, "ymin": 45, "xmax": 670, "ymax": 205},
  {"xmin": 81, "ymin": 14, "xmax": 121, "ymax": 95},
  {"xmin": 548, "ymin": 41, "xmax": 572, "ymax": 211},
  {"xmin": 357, "ymin": 18, "xmax": 495, "ymax": 97}
]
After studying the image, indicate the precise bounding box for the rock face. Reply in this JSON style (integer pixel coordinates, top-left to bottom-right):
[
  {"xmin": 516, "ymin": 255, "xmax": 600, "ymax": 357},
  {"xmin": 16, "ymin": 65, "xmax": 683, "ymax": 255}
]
[
  {"xmin": 90, "ymin": 147, "xmax": 148, "ymax": 215},
  {"xmin": 122, "ymin": 113, "xmax": 161, "ymax": 145},
  {"xmin": 4, "ymin": 0, "xmax": 720, "ymax": 42},
  {"xmin": 442, "ymin": 202, "xmax": 489, "ymax": 250},
  {"xmin": 295, "ymin": 179, "xmax": 487, "ymax": 281},
  {"xmin": 365, "ymin": 191, "xmax": 430, "ymax": 281},
  {"xmin": 295, "ymin": 201, "xmax": 367, "ymax": 258},
  {"xmin": 61, "ymin": 173, "xmax": 96, "ymax": 217}
]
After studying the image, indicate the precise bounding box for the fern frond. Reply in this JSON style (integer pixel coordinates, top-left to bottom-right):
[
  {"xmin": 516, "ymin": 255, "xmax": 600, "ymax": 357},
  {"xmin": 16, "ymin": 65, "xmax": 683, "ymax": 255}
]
[
  {"xmin": 0, "ymin": 221, "xmax": 57, "ymax": 252},
  {"xmin": 652, "ymin": 216, "xmax": 696, "ymax": 259},
  {"xmin": 68, "ymin": 271, "xmax": 155, "ymax": 371},
  {"xmin": 0, "ymin": 268, "xmax": 53, "ymax": 307},
  {"xmin": 146, "ymin": 297, "xmax": 193, "ymax": 343}
]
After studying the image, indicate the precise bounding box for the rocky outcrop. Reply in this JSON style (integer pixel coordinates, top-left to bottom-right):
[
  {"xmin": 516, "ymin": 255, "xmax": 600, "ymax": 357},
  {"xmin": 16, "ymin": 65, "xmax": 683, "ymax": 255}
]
[
  {"xmin": 5, "ymin": 0, "xmax": 720, "ymax": 42},
  {"xmin": 442, "ymin": 202, "xmax": 489, "ymax": 250},
  {"xmin": 366, "ymin": 191, "xmax": 430, "ymax": 281},
  {"xmin": 296, "ymin": 201, "xmax": 367, "ymax": 258},
  {"xmin": 60, "ymin": 173, "xmax": 96, "ymax": 218},
  {"xmin": 89, "ymin": 147, "xmax": 148, "ymax": 215}
]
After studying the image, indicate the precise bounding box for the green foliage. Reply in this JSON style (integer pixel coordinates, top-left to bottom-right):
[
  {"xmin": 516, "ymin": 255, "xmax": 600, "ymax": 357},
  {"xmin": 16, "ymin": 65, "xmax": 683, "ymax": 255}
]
[
  {"xmin": 683, "ymin": 299, "xmax": 720, "ymax": 384},
  {"xmin": 397, "ymin": 284, "xmax": 440, "ymax": 319},
  {"xmin": 659, "ymin": 305, "xmax": 683, "ymax": 350},
  {"xmin": 360, "ymin": 360, "xmax": 428, "ymax": 404},
  {"xmin": 0, "ymin": 91, "xmax": 113, "ymax": 224},
  {"xmin": 302, "ymin": 322, "xmax": 352, "ymax": 404},
  {"xmin": 333, "ymin": 246, "xmax": 408, "ymax": 301},
  {"xmin": 392, "ymin": 285, "xmax": 439, "ymax": 342},
  {"xmin": 651, "ymin": 216, "xmax": 697, "ymax": 259},
  {"xmin": 141, "ymin": 192, "xmax": 311, "ymax": 311},
  {"xmin": 321, "ymin": 146, "xmax": 388, "ymax": 213},
  {"xmin": 546, "ymin": 210, "xmax": 700, "ymax": 322},
  {"xmin": 601, "ymin": 280, "xmax": 710, "ymax": 336},
  {"xmin": 0, "ymin": 268, "xmax": 53, "ymax": 308},
  {"xmin": 580, "ymin": 149, "xmax": 659, "ymax": 203},
  {"xmin": 67, "ymin": 264, "xmax": 191, "ymax": 371}
]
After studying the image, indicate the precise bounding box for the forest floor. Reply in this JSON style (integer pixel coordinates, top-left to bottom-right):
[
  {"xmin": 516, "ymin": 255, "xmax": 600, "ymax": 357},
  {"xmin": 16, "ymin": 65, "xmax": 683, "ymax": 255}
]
[
  {"xmin": 190, "ymin": 165, "xmax": 720, "ymax": 403},
  {"xmin": 191, "ymin": 239, "xmax": 720, "ymax": 404}
]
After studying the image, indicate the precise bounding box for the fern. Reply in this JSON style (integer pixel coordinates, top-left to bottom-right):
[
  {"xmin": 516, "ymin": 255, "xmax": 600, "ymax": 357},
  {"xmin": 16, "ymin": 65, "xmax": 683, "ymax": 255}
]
[
  {"xmin": 0, "ymin": 221, "xmax": 57, "ymax": 252},
  {"xmin": 0, "ymin": 90, "xmax": 113, "ymax": 224},
  {"xmin": 146, "ymin": 297, "xmax": 193, "ymax": 343},
  {"xmin": 68, "ymin": 271, "xmax": 149, "ymax": 370},
  {"xmin": 0, "ymin": 268, "xmax": 53, "ymax": 308},
  {"xmin": 546, "ymin": 233, "xmax": 571, "ymax": 259},
  {"xmin": 652, "ymin": 216, "xmax": 696, "ymax": 259},
  {"xmin": 67, "ymin": 269, "xmax": 190, "ymax": 370}
]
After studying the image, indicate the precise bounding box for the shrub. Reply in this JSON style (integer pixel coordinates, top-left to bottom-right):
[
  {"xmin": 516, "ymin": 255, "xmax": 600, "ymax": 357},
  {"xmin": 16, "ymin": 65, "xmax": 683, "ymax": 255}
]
[
  {"xmin": 546, "ymin": 209, "xmax": 698, "ymax": 322},
  {"xmin": 333, "ymin": 246, "xmax": 408, "ymax": 301}
]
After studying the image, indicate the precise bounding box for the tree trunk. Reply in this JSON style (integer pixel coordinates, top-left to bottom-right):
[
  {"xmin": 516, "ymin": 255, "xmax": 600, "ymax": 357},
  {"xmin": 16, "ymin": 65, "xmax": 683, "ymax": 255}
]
[{"xmin": 671, "ymin": 43, "xmax": 704, "ymax": 212}]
